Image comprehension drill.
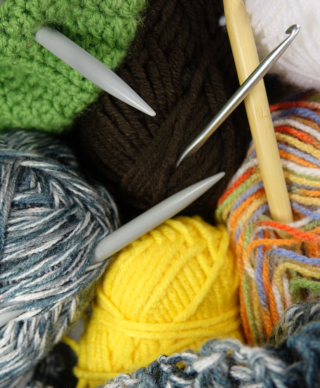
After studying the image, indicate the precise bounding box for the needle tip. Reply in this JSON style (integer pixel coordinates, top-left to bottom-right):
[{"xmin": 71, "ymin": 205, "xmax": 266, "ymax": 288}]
[
  {"xmin": 125, "ymin": 91, "xmax": 156, "ymax": 116},
  {"xmin": 286, "ymin": 24, "xmax": 300, "ymax": 36},
  {"xmin": 146, "ymin": 106, "xmax": 156, "ymax": 117}
]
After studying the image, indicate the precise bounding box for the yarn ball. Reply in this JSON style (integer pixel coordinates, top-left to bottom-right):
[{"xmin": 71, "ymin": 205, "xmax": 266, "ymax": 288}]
[
  {"xmin": 92, "ymin": 301, "xmax": 320, "ymax": 388},
  {"xmin": 216, "ymin": 92, "xmax": 320, "ymax": 346},
  {"xmin": 72, "ymin": 0, "xmax": 251, "ymax": 220},
  {"xmin": 0, "ymin": 0, "xmax": 146, "ymax": 133},
  {"xmin": 72, "ymin": 216, "xmax": 243, "ymax": 388},
  {"xmin": 0, "ymin": 129, "xmax": 119, "ymax": 387},
  {"xmin": 244, "ymin": 0, "xmax": 320, "ymax": 91}
]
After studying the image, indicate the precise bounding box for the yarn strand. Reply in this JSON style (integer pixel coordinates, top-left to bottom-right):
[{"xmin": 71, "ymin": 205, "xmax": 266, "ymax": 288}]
[{"xmin": 217, "ymin": 93, "xmax": 320, "ymax": 345}]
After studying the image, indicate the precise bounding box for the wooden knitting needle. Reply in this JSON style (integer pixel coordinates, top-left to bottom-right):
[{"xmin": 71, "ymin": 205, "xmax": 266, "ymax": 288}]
[{"xmin": 223, "ymin": 0, "xmax": 293, "ymax": 223}]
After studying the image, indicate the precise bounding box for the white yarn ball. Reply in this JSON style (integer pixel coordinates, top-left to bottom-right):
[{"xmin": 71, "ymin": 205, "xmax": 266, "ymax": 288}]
[{"xmin": 245, "ymin": 0, "xmax": 320, "ymax": 91}]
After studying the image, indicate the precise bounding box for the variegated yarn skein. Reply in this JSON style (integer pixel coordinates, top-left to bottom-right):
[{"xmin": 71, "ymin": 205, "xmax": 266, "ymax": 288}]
[
  {"xmin": 0, "ymin": 129, "xmax": 119, "ymax": 388},
  {"xmin": 216, "ymin": 92, "xmax": 320, "ymax": 345}
]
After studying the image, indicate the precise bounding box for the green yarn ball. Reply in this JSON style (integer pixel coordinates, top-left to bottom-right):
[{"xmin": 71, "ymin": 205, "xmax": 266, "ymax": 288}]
[{"xmin": 0, "ymin": 0, "xmax": 146, "ymax": 133}]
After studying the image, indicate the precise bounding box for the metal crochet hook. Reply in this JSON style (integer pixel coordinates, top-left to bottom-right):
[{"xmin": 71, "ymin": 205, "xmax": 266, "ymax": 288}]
[
  {"xmin": 176, "ymin": 24, "xmax": 300, "ymax": 167},
  {"xmin": 0, "ymin": 172, "xmax": 225, "ymax": 327},
  {"xmin": 35, "ymin": 27, "xmax": 156, "ymax": 117}
]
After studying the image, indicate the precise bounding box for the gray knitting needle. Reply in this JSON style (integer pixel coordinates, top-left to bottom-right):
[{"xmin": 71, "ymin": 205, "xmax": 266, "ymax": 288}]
[
  {"xmin": 35, "ymin": 27, "xmax": 156, "ymax": 117},
  {"xmin": 0, "ymin": 171, "xmax": 224, "ymax": 327},
  {"xmin": 176, "ymin": 24, "xmax": 300, "ymax": 167},
  {"xmin": 92, "ymin": 171, "xmax": 225, "ymax": 263}
]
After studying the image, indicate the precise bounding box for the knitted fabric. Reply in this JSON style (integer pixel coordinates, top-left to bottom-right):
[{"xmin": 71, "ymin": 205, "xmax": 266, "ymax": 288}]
[
  {"xmin": 0, "ymin": 129, "xmax": 119, "ymax": 387},
  {"xmin": 216, "ymin": 92, "xmax": 320, "ymax": 346},
  {"xmin": 72, "ymin": 0, "xmax": 251, "ymax": 221},
  {"xmin": 0, "ymin": 0, "xmax": 146, "ymax": 133},
  {"xmin": 82, "ymin": 301, "xmax": 320, "ymax": 388},
  {"xmin": 71, "ymin": 216, "xmax": 242, "ymax": 388},
  {"xmin": 245, "ymin": 0, "xmax": 320, "ymax": 91}
]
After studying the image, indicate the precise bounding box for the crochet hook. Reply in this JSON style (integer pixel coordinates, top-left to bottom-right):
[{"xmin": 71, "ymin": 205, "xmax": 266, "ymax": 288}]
[
  {"xmin": 34, "ymin": 27, "xmax": 156, "ymax": 117},
  {"xmin": 224, "ymin": 0, "xmax": 293, "ymax": 224},
  {"xmin": 0, "ymin": 172, "xmax": 225, "ymax": 327},
  {"xmin": 176, "ymin": 24, "xmax": 299, "ymax": 168}
]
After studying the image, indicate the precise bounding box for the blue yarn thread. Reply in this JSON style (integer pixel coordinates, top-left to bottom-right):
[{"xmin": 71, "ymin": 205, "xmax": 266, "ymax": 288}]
[
  {"xmin": 0, "ymin": 130, "xmax": 119, "ymax": 387},
  {"xmin": 53, "ymin": 301, "xmax": 320, "ymax": 388}
]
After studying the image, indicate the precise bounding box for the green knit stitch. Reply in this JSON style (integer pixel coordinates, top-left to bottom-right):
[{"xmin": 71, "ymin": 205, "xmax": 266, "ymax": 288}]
[{"xmin": 0, "ymin": 0, "xmax": 146, "ymax": 132}]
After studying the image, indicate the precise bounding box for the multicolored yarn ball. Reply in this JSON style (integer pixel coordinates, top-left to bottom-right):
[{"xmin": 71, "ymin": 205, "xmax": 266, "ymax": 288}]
[
  {"xmin": 72, "ymin": 0, "xmax": 251, "ymax": 220},
  {"xmin": 0, "ymin": 0, "xmax": 146, "ymax": 133},
  {"xmin": 89, "ymin": 301, "xmax": 320, "ymax": 388},
  {"xmin": 0, "ymin": 129, "xmax": 119, "ymax": 387},
  {"xmin": 68, "ymin": 216, "xmax": 243, "ymax": 388},
  {"xmin": 245, "ymin": 0, "xmax": 320, "ymax": 91},
  {"xmin": 216, "ymin": 92, "xmax": 320, "ymax": 345}
]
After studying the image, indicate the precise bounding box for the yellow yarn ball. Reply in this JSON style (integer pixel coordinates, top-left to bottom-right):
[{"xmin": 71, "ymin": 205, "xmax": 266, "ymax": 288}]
[{"xmin": 74, "ymin": 216, "xmax": 243, "ymax": 388}]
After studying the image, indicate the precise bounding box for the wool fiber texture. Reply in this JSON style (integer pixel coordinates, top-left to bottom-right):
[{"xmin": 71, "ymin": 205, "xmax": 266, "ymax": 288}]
[
  {"xmin": 70, "ymin": 216, "xmax": 242, "ymax": 388},
  {"xmin": 23, "ymin": 343, "xmax": 77, "ymax": 388},
  {"xmin": 216, "ymin": 92, "xmax": 320, "ymax": 345},
  {"xmin": 245, "ymin": 0, "xmax": 320, "ymax": 91},
  {"xmin": 0, "ymin": 129, "xmax": 119, "ymax": 388},
  {"xmin": 24, "ymin": 302, "xmax": 320, "ymax": 388},
  {"xmin": 73, "ymin": 0, "xmax": 251, "ymax": 221},
  {"xmin": 81, "ymin": 301, "xmax": 320, "ymax": 388},
  {"xmin": 0, "ymin": 0, "xmax": 146, "ymax": 132}
]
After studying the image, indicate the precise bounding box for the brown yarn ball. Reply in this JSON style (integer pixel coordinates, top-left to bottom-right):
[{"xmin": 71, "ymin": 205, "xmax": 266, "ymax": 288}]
[{"xmin": 73, "ymin": 0, "xmax": 251, "ymax": 221}]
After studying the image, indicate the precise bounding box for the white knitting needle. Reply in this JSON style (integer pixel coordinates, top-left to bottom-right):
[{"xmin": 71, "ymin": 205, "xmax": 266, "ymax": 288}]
[
  {"xmin": 35, "ymin": 27, "xmax": 156, "ymax": 117},
  {"xmin": 0, "ymin": 172, "xmax": 225, "ymax": 327}
]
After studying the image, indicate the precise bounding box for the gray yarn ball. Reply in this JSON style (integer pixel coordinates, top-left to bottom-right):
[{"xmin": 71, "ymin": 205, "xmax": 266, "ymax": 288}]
[{"xmin": 0, "ymin": 130, "xmax": 119, "ymax": 388}]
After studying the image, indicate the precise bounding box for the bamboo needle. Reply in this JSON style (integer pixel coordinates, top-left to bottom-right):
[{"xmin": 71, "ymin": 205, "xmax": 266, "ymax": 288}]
[{"xmin": 224, "ymin": 0, "xmax": 293, "ymax": 223}]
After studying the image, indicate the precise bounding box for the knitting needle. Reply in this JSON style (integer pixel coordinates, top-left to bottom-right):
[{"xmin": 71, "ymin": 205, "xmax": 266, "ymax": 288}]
[
  {"xmin": 92, "ymin": 171, "xmax": 225, "ymax": 263},
  {"xmin": 0, "ymin": 171, "xmax": 225, "ymax": 327},
  {"xmin": 224, "ymin": 0, "xmax": 293, "ymax": 223},
  {"xmin": 176, "ymin": 24, "xmax": 299, "ymax": 168},
  {"xmin": 35, "ymin": 27, "xmax": 156, "ymax": 117}
]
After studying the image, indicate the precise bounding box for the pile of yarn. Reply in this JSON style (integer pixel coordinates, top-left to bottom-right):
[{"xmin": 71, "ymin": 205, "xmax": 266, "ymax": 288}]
[
  {"xmin": 91, "ymin": 301, "xmax": 320, "ymax": 388},
  {"xmin": 0, "ymin": 0, "xmax": 145, "ymax": 132},
  {"xmin": 216, "ymin": 92, "xmax": 320, "ymax": 345},
  {"xmin": 70, "ymin": 216, "xmax": 243, "ymax": 388},
  {"xmin": 245, "ymin": 0, "xmax": 320, "ymax": 91},
  {"xmin": 0, "ymin": 129, "xmax": 119, "ymax": 387},
  {"xmin": 72, "ymin": 0, "xmax": 251, "ymax": 220}
]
